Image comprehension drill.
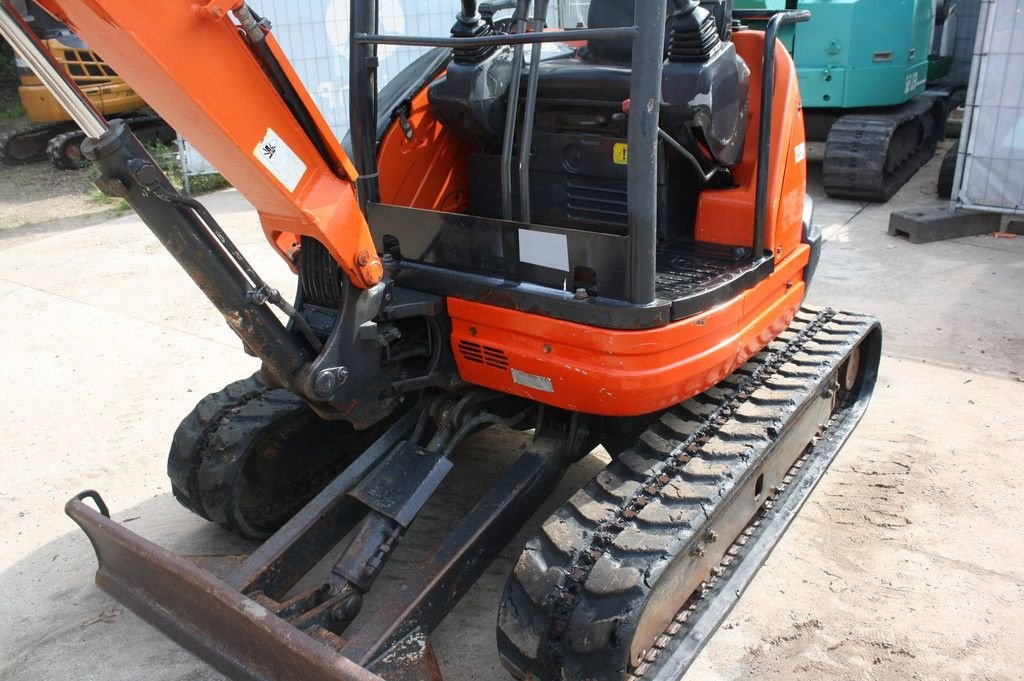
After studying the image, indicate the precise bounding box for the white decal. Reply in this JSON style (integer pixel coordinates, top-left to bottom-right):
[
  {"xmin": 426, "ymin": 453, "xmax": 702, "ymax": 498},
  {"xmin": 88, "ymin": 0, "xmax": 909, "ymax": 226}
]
[
  {"xmin": 519, "ymin": 229, "xmax": 570, "ymax": 271},
  {"xmin": 904, "ymin": 70, "xmax": 922, "ymax": 96},
  {"xmin": 512, "ymin": 369, "xmax": 555, "ymax": 393},
  {"xmin": 253, "ymin": 128, "xmax": 307, "ymax": 193},
  {"xmin": 794, "ymin": 142, "xmax": 806, "ymax": 164}
]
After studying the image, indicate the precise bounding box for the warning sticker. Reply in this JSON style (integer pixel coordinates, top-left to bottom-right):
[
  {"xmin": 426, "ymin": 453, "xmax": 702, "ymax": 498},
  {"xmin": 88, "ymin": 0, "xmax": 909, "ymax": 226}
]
[
  {"xmin": 613, "ymin": 142, "xmax": 629, "ymax": 165},
  {"xmin": 794, "ymin": 142, "xmax": 806, "ymax": 164},
  {"xmin": 253, "ymin": 128, "xmax": 307, "ymax": 193}
]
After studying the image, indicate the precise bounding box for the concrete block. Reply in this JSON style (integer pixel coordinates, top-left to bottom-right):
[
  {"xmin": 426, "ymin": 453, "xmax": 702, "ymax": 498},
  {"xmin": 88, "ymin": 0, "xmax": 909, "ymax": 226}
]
[{"xmin": 888, "ymin": 207, "xmax": 1000, "ymax": 244}]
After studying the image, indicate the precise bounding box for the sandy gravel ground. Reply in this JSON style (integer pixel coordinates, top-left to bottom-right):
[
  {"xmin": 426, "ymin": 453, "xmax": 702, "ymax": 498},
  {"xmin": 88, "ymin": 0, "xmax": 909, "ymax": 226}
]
[
  {"xmin": 0, "ymin": 112, "xmax": 120, "ymax": 231},
  {"xmin": 1, "ymin": 141, "xmax": 1022, "ymax": 681}
]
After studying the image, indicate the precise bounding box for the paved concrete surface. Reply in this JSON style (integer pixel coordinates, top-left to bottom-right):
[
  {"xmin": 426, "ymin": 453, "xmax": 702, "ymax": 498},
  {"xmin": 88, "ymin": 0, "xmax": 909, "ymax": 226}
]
[{"xmin": 2, "ymin": 142, "xmax": 1023, "ymax": 681}]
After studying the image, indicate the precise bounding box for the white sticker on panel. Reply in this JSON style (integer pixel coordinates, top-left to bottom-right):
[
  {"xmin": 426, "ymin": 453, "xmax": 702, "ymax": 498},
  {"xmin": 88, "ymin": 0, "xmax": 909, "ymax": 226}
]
[
  {"xmin": 511, "ymin": 369, "xmax": 555, "ymax": 393},
  {"xmin": 518, "ymin": 229, "xmax": 570, "ymax": 271},
  {"xmin": 794, "ymin": 142, "xmax": 806, "ymax": 164},
  {"xmin": 253, "ymin": 128, "xmax": 307, "ymax": 193}
]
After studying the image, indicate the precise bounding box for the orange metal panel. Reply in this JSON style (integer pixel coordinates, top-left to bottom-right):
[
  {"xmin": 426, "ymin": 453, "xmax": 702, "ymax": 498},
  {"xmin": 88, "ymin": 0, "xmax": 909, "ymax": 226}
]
[
  {"xmin": 34, "ymin": 0, "xmax": 381, "ymax": 287},
  {"xmin": 448, "ymin": 246, "xmax": 810, "ymax": 417},
  {"xmin": 377, "ymin": 85, "xmax": 472, "ymax": 212}
]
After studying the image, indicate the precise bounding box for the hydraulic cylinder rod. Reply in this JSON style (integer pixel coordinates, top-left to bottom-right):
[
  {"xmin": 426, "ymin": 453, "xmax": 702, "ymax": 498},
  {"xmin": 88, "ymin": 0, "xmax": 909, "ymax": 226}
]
[{"xmin": 0, "ymin": 0, "xmax": 107, "ymax": 138}]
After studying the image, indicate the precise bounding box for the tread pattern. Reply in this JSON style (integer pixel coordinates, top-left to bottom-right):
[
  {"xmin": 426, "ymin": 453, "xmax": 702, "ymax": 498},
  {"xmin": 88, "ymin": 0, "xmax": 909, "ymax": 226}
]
[
  {"xmin": 496, "ymin": 308, "xmax": 873, "ymax": 680},
  {"xmin": 823, "ymin": 95, "xmax": 947, "ymax": 202},
  {"xmin": 46, "ymin": 130, "xmax": 89, "ymax": 170},
  {"xmin": 168, "ymin": 375, "xmax": 389, "ymax": 540},
  {"xmin": 0, "ymin": 121, "xmax": 78, "ymax": 165}
]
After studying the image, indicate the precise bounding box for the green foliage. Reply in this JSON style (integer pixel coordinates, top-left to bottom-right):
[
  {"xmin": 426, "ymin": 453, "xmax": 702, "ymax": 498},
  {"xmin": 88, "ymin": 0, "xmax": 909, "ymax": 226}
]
[
  {"xmin": 145, "ymin": 140, "xmax": 230, "ymax": 195},
  {"xmin": 0, "ymin": 37, "xmax": 19, "ymax": 88},
  {"xmin": 0, "ymin": 98, "xmax": 24, "ymax": 122}
]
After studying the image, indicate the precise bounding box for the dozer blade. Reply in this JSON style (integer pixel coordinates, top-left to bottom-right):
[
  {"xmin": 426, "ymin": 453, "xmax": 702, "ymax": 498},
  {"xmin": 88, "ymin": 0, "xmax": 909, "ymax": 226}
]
[
  {"xmin": 497, "ymin": 307, "xmax": 882, "ymax": 681},
  {"xmin": 65, "ymin": 403, "xmax": 573, "ymax": 681},
  {"xmin": 65, "ymin": 493, "xmax": 384, "ymax": 681}
]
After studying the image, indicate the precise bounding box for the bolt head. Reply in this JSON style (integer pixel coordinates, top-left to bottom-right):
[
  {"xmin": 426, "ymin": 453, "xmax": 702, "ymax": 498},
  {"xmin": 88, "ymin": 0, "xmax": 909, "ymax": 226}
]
[{"xmin": 314, "ymin": 370, "xmax": 336, "ymax": 397}]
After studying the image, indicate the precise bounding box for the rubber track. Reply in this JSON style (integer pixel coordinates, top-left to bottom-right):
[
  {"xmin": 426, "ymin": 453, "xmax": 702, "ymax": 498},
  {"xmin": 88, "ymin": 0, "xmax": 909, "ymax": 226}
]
[
  {"xmin": 0, "ymin": 121, "xmax": 78, "ymax": 165},
  {"xmin": 169, "ymin": 375, "xmax": 401, "ymax": 540},
  {"xmin": 823, "ymin": 95, "xmax": 946, "ymax": 202},
  {"xmin": 46, "ymin": 129, "xmax": 90, "ymax": 170},
  {"xmin": 496, "ymin": 308, "xmax": 873, "ymax": 680},
  {"xmin": 167, "ymin": 374, "xmax": 273, "ymax": 526}
]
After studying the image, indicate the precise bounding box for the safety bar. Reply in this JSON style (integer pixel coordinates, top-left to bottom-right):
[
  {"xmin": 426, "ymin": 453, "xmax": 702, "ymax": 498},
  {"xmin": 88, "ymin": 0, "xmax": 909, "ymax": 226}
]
[
  {"xmin": 350, "ymin": 1, "xmax": 659, "ymax": 305},
  {"xmin": 734, "ymin": 9, "xmax": 812, "ymax": 259},
  {"xmin": 352, "ymin": 26, "xmax": 636, "ymax": 48}
]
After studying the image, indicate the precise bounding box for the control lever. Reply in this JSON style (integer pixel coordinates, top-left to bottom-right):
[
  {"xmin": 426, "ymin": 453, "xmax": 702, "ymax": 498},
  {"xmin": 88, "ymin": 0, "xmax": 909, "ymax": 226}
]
[{"xmin": 480, "ymin": 0, "xmax": 518, "ymax": 22}]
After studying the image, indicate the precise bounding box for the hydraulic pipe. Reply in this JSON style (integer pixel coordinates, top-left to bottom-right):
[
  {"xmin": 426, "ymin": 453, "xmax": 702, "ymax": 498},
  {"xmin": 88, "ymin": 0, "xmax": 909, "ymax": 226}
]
[
  {"xmin": 234, "ymin": 4, "xmax": 343, "ymax": 178},
  {"xmin": 625, "ymin": 2, "xmax": 666, "ymax": 305},
  {"xmin": 517, "ymin": 0, "xmax": 548, "ymax": 223},
  {"xmin": 500, "ymin": 0, "xmax": 530, "ymax": 221},
  {"xmin": 0, "ymin": 1, "xmax": 107, "ymax": 138}
]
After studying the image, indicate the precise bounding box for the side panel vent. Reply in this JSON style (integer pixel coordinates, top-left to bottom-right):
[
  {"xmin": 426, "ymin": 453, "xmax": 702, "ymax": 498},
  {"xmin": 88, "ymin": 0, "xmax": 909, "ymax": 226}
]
[{"xmin": 458, "ymin": 341, "xmax": 509, "ymax": 370}]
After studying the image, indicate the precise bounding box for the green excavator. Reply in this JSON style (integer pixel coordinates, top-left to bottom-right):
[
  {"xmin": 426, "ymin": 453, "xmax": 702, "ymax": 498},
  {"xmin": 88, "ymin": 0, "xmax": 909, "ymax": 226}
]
[{"xmin": 736, "ymin": 0, "xmax": 959, "ymax": 201}]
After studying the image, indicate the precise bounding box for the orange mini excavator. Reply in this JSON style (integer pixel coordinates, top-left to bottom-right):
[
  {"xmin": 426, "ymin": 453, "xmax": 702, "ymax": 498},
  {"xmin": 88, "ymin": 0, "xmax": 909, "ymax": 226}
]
[{"xmin": 1, "ymin": 1, "xmax": 880, "ymax": 679}]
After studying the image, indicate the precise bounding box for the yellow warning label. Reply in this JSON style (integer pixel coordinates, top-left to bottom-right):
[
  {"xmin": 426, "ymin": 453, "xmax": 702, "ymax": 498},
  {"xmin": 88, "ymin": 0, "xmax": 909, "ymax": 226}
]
[{"xmin": 613, "ymin": 143, "xmax": 629, "ymax": 165}]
